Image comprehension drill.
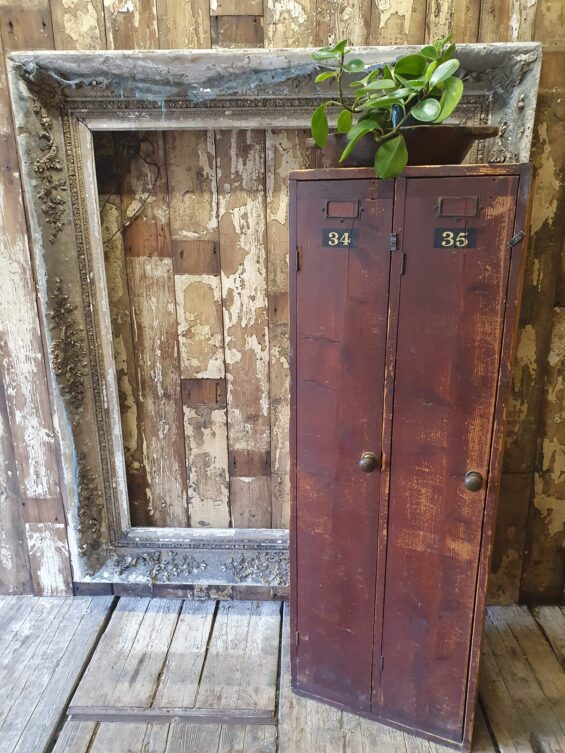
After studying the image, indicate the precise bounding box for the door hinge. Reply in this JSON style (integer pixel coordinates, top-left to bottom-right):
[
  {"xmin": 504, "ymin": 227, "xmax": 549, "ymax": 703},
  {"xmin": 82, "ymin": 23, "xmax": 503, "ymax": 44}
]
[
  {"xmin": 296, "ymin": 248, "xmax": 301, "ymax": 271},
  {"xmin": 295, "ymin": 631, "xmax": 300, "ymax": 646},
  {"xmin": 380, "ymin": 656, "xmax": 384, "ymax": 672},
  {"xmin": 509, "ymin": 230, "xmax": 525, "ymax": 247},
  {"xmin": 400, "ymin": 252, "xmax": 406, "ymax": 276},
  {"xmin": 389, "ymin": 233, "xmax": 398, "ymax": 251}
]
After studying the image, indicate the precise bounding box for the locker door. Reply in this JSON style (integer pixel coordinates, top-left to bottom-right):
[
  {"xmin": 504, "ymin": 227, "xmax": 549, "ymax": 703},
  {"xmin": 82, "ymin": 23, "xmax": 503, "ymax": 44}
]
[
  {"xmin": 292, "ymin": 178, "xmax": 393, "ymax": 710},
  {"xmin": 377, "ymin": 176, "xmax": 519, "ymax": 741}
]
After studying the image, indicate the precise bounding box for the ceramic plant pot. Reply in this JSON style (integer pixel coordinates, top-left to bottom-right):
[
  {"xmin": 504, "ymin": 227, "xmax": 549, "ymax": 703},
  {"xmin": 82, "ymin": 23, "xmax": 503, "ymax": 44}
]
[{"xmin": 309, "ymin": 125, "xmax": 499, "ymax": 168}]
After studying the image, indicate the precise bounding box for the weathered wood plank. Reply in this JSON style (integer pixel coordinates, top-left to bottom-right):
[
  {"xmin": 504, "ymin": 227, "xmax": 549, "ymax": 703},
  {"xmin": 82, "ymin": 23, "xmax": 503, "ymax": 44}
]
[
  {"xmin": 175, "ymin": 274, "xmax": 224, "ymax": 380},
  {"xmin": 425, "ymin": 0, "xmax": 481, "ymax": 42},
  {"xmin": 71, "ymin": 598, "xmax": 182, "ymax": 711},
  {"xmin": 534, "ymin": 0, "xmax": 563, "ymax": 48},
  {"xmin": 50, "ymin": 0, "xmax": 106, "ymax": 49},
  {"xmin": 264, "ymin": 0, "xmax": 316, "ymax": 47},
  {"xmin": 480, "ymin": 606, "xmax": 565, "ymax": 753},
  {"xmin": 127, "ymin": 257, "xmax": 189, "ymax": 527},
  {"xmin": 216, "ymin": 129, "xmax": 271, "ymax": 528},
  {"xmin": 103, "ymin": 0, "xmax": 158, "ymax": 49},
  {"xmin": 532, "ymin": 607, "xmax": 565, "ymax": 668},
  {"xmin": 152, "ymin": 598, "xmax": 215, "ymax": 709},
  {"xmin": 51, "ymin": 721, "xmax": 97, "ymax": 753},
  {"xmin": 488, "ymin": 473, "xmax": 532, "ymax": 605},
  {"xmin": 87, "ymin": 722, "xmax": 170, "ymax": 753},
  {"xmin": 316, "ymin": 0, "xmax": 371, "ymax": 45},
  {"xmin": 212, "ymin": 15, "xmax": 264, "ymax": 46},
  {"xmin": 266, "ymin": 129, "xmax": 309, "ymax": 528},
  {"xmin": 0, "ymin": 597, "xmax": 113, "ymax": 753},
  {"xmin": 0, "ymin": 0, "xmax": 54, "ymax": 51},
  {"xmin": 0, "ymin": 375, "xmax": 32, "ymax": 594},
  {"xmin": 197, "ymin": 601, "xmax": 281, "ymax": 710},
  {"xmin": 67, "ymin": 707, "xmax": 276, "ymax": 722},
  {"xmin": 10, "ymin": 596, "xmax": 114, "ymax": 753},
  {"xmin": 0, "ymin": 25, "xmax": 71, "ymax": 596},
  {"xmin": 157, "ymin": 0, "xmax": 210, "ymax": 48},
  {"xmin": 479, "ymin": 0, "xmax": 539, "ymax": 42},
  {"xmin": 369, "ymin": 0, "xmax": 426, "ymax": 44}
]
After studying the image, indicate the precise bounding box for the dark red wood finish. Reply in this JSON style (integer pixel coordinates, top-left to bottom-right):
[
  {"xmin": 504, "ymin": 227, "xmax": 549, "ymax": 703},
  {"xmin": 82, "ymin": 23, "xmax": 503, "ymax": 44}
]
[
  {"xmin": 289, "ymin": 165, "xmax": 533, "ymax": 752},
  {"xmin": 376, "ymin": 175, "xmax": 519, "ymax": 740},
  {"xmin": 291, "ymin": 178, "xmax": 393, "ymax": 710}
]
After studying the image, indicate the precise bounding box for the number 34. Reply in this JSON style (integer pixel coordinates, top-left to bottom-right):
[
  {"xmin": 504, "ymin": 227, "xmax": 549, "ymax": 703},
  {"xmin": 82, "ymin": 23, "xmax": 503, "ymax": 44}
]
[
  {"xmin": 441, "ymin": 230, "xmax": 469, "ymax": 247},
  {"xmin": 328, "ymin": 231, "xmax": 352, "ymax": 246}
]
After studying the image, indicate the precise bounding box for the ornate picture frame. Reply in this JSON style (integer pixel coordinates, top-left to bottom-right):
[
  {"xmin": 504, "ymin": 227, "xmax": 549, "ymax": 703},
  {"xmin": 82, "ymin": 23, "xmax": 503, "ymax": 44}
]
[{"xmin": 7, "ymin": 44, "xmax": 541, "ymax": 590}]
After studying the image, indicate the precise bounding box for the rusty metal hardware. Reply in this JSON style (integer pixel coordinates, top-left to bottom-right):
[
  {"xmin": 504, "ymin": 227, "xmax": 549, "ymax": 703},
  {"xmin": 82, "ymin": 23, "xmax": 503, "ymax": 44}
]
[
  {"xmin": 359, "ymin": 452, "xmax": 379, "ymax": 473},
  {"xmin": 463, "ymin": 471, "xmax": 484, "ymax": 492}
]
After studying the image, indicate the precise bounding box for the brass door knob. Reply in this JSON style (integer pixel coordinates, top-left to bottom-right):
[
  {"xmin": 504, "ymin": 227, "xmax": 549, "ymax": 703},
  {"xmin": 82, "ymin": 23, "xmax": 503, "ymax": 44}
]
[
  {"xmin": 464, "ymin": 471, "xmax": 484, "ymax": 492},
  {"xmin": 359, "ymin": 452, "xmax": 379, "ymax": 473}
]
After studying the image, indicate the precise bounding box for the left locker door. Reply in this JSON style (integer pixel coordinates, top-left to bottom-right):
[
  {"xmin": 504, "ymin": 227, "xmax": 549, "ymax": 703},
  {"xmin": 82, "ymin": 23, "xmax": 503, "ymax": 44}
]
[{"xmin": 291, "ymin": 177, "xmax": 393, "ymax": 711}]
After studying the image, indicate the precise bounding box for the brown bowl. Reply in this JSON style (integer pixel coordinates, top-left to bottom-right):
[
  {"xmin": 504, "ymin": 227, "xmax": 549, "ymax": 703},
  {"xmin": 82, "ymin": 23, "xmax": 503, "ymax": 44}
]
[{"xmin": 308, "ymin": 125, "xmax": 499, "ymax": 168}]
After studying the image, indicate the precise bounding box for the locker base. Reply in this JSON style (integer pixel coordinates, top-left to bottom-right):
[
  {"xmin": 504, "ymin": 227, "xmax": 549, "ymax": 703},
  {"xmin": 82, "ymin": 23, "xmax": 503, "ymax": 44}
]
[{"xmin": 290, "ymin": 681, "xmax": 472, "ymax": 753}]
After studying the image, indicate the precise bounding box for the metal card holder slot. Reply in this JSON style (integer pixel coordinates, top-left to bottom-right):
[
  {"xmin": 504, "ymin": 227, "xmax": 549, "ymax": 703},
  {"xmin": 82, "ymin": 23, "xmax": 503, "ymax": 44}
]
[
  {"xmin": 323, "ymin": 199, "xmax": 360, "ymax": 219},
  {"xmin": 436, "ymin": 196, "xmax": 480, "ymax": 217}
]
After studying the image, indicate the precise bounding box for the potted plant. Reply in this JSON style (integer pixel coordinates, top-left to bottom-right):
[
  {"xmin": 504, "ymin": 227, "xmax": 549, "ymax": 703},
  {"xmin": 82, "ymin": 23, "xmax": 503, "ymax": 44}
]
[{"xmin": 310, "ymin": 36, "xmax": 498, "ymax": 179}]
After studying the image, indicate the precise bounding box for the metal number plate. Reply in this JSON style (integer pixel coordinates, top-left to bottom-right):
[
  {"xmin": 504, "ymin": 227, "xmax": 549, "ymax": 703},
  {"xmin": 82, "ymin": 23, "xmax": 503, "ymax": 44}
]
[
  {"xmin": 433, "ymin": 227, "xmax": 477, "ymax": 248},
  {"xmin": 322, "ymin": 229, "xmax": 358, "ymax": 248}
]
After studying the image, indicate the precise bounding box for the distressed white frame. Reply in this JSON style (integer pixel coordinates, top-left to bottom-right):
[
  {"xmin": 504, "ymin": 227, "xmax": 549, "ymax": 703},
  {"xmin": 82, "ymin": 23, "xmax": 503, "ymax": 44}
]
[{"xmin": 6, "ymin": 45, "xmax": 541, "ymax": 588}]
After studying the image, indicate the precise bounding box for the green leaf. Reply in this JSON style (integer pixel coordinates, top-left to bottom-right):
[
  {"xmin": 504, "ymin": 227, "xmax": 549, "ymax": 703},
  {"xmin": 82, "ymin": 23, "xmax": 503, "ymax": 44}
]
[
  {"xmin": 336, "ymin": 109, "xmax": 353, "ymax": 133},
  {"xmin": 435, "ymin": 76, "xmax": 464, "ymax": 122},
  {"xmin": 374, "ymin": 134, "xmax": 408, "ymax": 180},
  {"xmin": 312, "ymin": 49, "xmax": 341, "ymax": 61},
  {"xmin": 425, "ymin": 60, "xmax": 438, "ymax": 82},
  {"xmin": 344, "ymin": 58, "xmax": 365, "ymax": 72},
  {"xmin": 311, "ymin": 103, "xmax": 329, "ymax": 147},
  {"xmin": 359, "ymin": 91, "xmax": 411, "ymax": 109},
  {"xmin": 411, "ymin": 97, "xmax": 442, "ymax": 122},
  {"xmin": 429, "ymin": 59, "xmax": 460, "ymax": 87},
  {"xmin": 315, "ymin": 70, "xmax": 338, "ymax": 83},
  {"xmin": 357, "ymin": 79, "xmax": 397, "ymax": 91},
  {"xmin": 394, "ymin": 53, "xmax": 427, "ymax": 77},
  {"xmin": 420, "ymin": 45, "xmax": 438, "ymax": 60},
  {"xmin": 340, "ymin": 119, "xmax": 381, "ymax": 162}
]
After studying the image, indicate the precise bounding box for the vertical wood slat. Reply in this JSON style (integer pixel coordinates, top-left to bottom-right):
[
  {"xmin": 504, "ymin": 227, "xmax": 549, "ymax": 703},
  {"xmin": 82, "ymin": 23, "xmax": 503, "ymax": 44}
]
[
  {"xmin": 369, "ymin": 0, "xmax": 426, "ymax": 44},
  {"xmin": 103, "ymin": 0, "xmax": 158, "ymax": 49},
  {"xmin": 216, "ymin": 129, "xmax": 272, "ymax": 528},
  {"xmin": 265, "ymin": 129, "xmax": 310, "ymax": 529},
  {"xmin": 479, "ymin": 0, "xmax": 539, "ymax": 42},
  {"xmin": 50, "ymin": 0, "xmax": 106, "ymax": 49},
  {"xmin": 264, "ymin": 0, "xmax": 316, "ymax": 47},
  {"xmin": 425, "ymin": 0, "xmax": 481, "ymax": 42},
  {"xmin": 0, "ymin": 1, "xmax": 72, "ymax": 595},
  {"xmin": 156, "ymin": 0, "xmax": 210, "ymax": 47},
  {"xmin": 316, "ymin": 0, "xmax": 371, "ymax": 45}
]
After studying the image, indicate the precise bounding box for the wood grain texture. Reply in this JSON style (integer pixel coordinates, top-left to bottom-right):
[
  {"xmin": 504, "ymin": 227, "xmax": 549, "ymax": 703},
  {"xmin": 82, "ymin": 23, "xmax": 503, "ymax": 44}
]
[
  {"xmin": 532, "ymin": 606, "xmax": 565, "ymax": 667},
  {"xmin": 212, "ymin": 14, "xmax": 264, "ymax": 46},
  {"xmin": 157, "ymin": 0, "xmax": 210, "ymax": 47},
  {"xmin": 0, "ymin": 596, "xmax": 113, "ymax": 753},
  {"xmin": 264, "ymin": 0, "xmax": 316, "ymax": 47},
  {"xmin": 196, "ymin": 601, "xmax": 281, "ymax": 710},
  {"xmin": 216, "ymin": 130, "xmax": 271, "ymax": 528},
  {"xmin": 425, "ymin": 0, "xmax": 481, "ymax": 41},
  {"xmin": 0, "ymin": 0, "xmax": 54, "ymax": 51},
  {"xmin": 103, "ymin": 0, "xmax": 158, "ymax": 49},
  {"xmin": 316, "ymin": 0, "xmax": 371, "ymax": 44},
  {"xmin": 127, "ymin": 258, "xmax": 188, "ymax": 527},
  {"xmin": 370, "ymin": 0, "xmax": 426, "ymax": 44},
  {"xmin": 479, "ymin": 0, "xmax": 539, "ymax": 42},
  {"xmin": 0, "ymin": 372, "xmax": 32, "ymax": 594},
  {"xmin": 50, "ymin": 0, "xmax": 106, "ymax": 49},
  {"xmin": 266, "ymin": 130, "xmax": 309, "ymax": 528}
]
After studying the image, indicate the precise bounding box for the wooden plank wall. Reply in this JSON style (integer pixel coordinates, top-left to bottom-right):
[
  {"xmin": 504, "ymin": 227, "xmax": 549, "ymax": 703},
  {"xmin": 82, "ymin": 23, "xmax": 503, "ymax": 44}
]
[{"xmin": 0, "ymin": 0, "xmax": 563, "ymax": 600}]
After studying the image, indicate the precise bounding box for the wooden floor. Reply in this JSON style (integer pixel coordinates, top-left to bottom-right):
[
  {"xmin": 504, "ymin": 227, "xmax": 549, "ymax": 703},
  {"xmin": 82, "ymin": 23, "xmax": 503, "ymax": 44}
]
[{"xmin": 0, "ymin": 597, "xmax": 563, "ymax": 753}]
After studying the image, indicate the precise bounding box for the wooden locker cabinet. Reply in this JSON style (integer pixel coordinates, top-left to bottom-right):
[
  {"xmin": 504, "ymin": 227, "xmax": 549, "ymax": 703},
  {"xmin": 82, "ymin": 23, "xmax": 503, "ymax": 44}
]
[{"xmin": 289, "ymin": 164, "xmax": 533, "ymax": 751}]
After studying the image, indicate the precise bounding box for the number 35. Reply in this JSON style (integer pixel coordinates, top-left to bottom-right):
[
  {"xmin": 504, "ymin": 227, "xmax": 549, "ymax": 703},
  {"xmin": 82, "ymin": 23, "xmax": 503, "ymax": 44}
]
[{"xmin": 441, "ymin": 230, "xmax": 469, "ymax": 247}]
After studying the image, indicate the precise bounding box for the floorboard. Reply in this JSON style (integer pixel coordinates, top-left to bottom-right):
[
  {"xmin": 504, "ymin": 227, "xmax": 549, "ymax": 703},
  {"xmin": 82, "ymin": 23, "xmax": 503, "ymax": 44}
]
[
  {"xmin": 1, "ymin": 596, "xmax": 564, "ymax": 753},
  {"xmin": 0, "ymin": 595, "xmax": 114, "ymax": 753}
]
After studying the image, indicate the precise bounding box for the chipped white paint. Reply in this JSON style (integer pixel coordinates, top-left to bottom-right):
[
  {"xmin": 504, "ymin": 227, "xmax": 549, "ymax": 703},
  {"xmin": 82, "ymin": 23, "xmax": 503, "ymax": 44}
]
[
  {"xmin": 184, "ymin": 405, "xmax": 230, "ymax": 528},
  {"xmin": 265, "ymin": 0, "xmax": 314, "ymax": 47},
  {"xmin": 25, "ymin": 523, "xmax": 69, "ymax": 595},
  {"xmin": 531, "ymin": 122, "xmax": 558, "ymax": 235},
  {"xmin": 175, "ymin": 274, "xmax": 225, "ymax": 380},
  {"xmin": 375, "ymin": 0, "xmax": 414, "ymax": 33},
  {"xmin": 56, "ymin": 0, "xmax": 105, "ymax": 49},
  {"xmin": 218, "ymin": 130, "xmax": 270, "ymax": 452},
  {"xmin": 0, "ymin": 178, "xmax": 57, "ymax": 499},
  {"xmin": 166, "ymin": 130, "xmax": 218, "ymax": 240}
]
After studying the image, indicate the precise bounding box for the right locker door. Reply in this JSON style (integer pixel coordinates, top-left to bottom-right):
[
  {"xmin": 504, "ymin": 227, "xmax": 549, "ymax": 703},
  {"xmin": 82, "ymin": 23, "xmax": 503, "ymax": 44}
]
[{"xmin": 378, "ymin": 175, "xmax": 519, "ymax": 742}]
